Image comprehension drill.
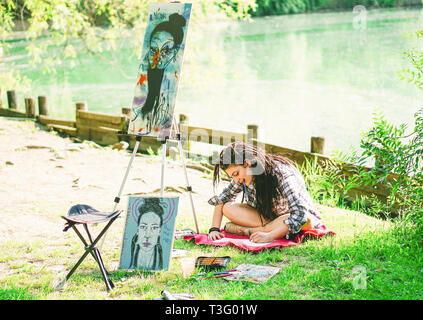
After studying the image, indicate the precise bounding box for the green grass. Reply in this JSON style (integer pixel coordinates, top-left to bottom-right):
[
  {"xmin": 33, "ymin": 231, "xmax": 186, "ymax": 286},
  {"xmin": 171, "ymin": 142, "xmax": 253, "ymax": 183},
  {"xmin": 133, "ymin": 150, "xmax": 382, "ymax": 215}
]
[
  {"xmin": 0, "ymin": 287, "xmax": 37, "ymax": 300},
  {"xmin": 0, "ymin": 203, "xmax": 422, "ymax": 300}
]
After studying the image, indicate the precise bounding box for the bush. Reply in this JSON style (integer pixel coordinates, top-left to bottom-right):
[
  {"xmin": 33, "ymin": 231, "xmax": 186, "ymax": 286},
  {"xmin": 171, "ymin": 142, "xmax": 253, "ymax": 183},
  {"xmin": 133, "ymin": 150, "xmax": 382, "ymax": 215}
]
[{"xmin": 339, "ymin": 108, "xmax": 423, "ymax": 233}]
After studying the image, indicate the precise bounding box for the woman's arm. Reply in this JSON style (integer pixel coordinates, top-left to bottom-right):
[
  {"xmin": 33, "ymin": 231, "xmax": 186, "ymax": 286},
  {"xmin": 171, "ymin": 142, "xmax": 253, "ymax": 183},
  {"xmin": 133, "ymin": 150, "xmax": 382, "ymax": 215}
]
[
  {"xmin": 275, "ymin": 165, "xmax": 311, "ymax": 236},
  {"xmin": 207, "ymin": 179, "xmax": 243, "ymax": 240},
  {"xmin": 208, "ymin": 203, "xmax": 225, "ymax": 240},
  {"xmin": 208, "ymin": 179, "xmax": 243, "ymax": 206}
]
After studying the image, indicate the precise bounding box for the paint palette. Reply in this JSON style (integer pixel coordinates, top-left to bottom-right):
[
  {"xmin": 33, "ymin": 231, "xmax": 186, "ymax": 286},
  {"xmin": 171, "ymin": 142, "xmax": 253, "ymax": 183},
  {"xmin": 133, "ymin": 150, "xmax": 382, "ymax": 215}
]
[{"xmin": 195, "ymin": 256, "xmax": 231, "ymax": 270}]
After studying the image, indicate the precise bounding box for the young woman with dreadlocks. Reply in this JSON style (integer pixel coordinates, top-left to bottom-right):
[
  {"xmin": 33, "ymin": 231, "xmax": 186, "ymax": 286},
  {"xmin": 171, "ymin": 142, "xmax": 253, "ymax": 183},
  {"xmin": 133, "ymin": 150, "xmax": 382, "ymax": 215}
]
[{"xmin": 207, "ymin": 142, "xmax": 322, "ymax": 243}]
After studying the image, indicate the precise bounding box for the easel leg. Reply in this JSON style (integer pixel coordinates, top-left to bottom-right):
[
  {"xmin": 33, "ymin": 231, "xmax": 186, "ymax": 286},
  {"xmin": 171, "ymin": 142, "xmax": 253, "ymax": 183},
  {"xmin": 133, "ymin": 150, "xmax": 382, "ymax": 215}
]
[
  {"xmin": 99, "ymin": 137, "xmax": 142, "ymax": 250},
  {"xmin": 112, "ymin": 137, "xmax": 142, "ymax": 212},
  {"xmin": 172, "ymin": 116, "xmax": 200, "ymax": 234},
  {"xmin": 177, "ymin": 139, "xmax": 199, "ymax": 234},
  {"xmin": 160, "ymin": 140, "xmax": 167, "ymax": 197}
]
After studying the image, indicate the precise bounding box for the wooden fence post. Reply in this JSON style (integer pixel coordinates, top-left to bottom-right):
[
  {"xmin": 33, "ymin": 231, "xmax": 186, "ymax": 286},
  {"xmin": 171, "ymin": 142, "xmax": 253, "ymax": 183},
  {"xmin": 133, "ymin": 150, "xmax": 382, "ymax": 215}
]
[
  {"xmin": 38, "ymin": 96, "xmax": 49, "ymax": 116},
  {"xmin": 24, "ymin": 97, "xmax": 36, "ymax": 118},
  {"xmin": 310, "ymin": 136, "xmax": 325, "ymax": 154},
  {"xmin": 75, "ymin": 102, "xmax": 88, "ymax": 140},
  {"xmin": 7, "ymin": 90, "xmax": 17, "ymax": 110},
  {"xmin": 121, "ymin": 107, "xmax": 131, "ymax": 117},
  {"xmin": 121, "ymin": 107, "xmax": 131, "ymax": 133},
  {"xmin": 76, "ymin": 102, "xmax": 87, "ymax": 112}
]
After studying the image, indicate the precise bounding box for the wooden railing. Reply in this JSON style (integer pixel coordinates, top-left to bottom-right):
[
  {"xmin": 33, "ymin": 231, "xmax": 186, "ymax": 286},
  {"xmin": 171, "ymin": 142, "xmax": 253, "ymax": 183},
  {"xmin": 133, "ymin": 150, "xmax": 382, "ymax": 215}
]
[{"xmin": 0, "ymin": 90, "xmax": 393, "ymax": 205}]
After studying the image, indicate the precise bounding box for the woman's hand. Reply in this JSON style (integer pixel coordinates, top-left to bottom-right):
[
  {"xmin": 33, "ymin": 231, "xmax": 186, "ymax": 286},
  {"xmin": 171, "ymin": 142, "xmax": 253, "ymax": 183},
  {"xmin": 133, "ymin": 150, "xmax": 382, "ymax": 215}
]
[
  {"xmin": 208, "ymin": 231, "xmax": 224, "ymax": 241},
  {"xmin": 250, "ymin": 231, "xmax": 273, "ymax": 243}
]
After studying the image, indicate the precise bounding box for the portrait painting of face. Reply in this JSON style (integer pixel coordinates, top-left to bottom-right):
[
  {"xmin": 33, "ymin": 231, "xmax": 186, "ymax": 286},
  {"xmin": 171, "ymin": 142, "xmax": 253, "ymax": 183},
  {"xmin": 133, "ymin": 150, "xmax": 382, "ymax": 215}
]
[
  {"xmin": 149, "ymin": 31, "xmax": 176, "ymax": 70},
  {"xmin": 128, "ymin": 2, "xmax": 192, "ymax": 138},
  {"xmin": 119, "ymin": 196, "xmax": 179, "ymax": 271}
]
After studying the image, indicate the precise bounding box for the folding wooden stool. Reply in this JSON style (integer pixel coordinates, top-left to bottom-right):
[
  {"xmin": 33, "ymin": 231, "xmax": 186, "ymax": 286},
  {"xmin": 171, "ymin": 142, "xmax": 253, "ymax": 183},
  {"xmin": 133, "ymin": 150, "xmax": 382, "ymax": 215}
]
[{"xmin": 59, "ymin": 204, "xmax": 122, "ymax": 291}]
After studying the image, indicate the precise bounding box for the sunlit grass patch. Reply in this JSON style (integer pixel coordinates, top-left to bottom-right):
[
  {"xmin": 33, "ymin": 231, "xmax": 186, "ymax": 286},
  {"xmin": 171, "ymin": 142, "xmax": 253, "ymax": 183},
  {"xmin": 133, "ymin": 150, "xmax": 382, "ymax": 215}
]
[
  {"xmin": 0, "ymin": 165, "xmax": 422, "ymax": 300},
  {"xmin": 0, "ymin": 286, "xmax": 37, "ymax": 300}
]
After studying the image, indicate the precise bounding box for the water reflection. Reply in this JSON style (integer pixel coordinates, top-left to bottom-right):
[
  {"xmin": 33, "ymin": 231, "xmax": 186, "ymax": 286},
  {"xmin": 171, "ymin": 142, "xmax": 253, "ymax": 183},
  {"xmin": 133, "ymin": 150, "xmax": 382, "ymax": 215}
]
[{"xmin": 4, "ymin": 8, "xmax": 423, "ymax": 155}]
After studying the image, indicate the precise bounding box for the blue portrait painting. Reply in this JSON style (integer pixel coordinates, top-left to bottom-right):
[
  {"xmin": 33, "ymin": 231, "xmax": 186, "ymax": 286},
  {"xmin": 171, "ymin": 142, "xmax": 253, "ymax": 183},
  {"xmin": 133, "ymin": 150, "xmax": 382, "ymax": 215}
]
[
  {"xmin": 119, "ymin": 197, "xmax": 179, "ymax": 271},
  {"xmin": 128, "ymin": 2, "xmax": 192, "ymax": 138}
]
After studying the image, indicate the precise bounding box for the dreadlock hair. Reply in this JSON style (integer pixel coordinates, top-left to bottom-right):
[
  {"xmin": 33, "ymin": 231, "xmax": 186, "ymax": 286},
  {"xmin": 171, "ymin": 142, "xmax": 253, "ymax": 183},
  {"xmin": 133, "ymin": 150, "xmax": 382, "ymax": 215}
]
[{"xmin": 213, "ymin": 142, "xmax": 296, "ymax": 222}]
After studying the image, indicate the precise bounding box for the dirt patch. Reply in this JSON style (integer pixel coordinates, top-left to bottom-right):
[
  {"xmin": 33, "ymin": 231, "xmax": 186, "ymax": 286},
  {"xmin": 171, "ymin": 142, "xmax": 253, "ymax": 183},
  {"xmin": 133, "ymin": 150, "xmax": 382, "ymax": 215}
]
[{"xmin": 0, "ymin": 117, "xmax": 215, "ymax": 247}]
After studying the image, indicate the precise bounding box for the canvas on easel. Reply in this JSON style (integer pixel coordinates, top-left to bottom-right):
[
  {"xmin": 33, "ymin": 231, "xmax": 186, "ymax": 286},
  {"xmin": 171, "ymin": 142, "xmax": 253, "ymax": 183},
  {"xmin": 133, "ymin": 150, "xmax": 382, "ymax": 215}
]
[
  {"xmin": 119, "ymin": 196, "xmax": 179, "ymax": 271},
  {"xmin": 128, "ymin": 2, "xmax": 192, "ymax": 139},
  {"xmin": 99, "ymin": 3, "xmax": 198, "ymax": 251}
]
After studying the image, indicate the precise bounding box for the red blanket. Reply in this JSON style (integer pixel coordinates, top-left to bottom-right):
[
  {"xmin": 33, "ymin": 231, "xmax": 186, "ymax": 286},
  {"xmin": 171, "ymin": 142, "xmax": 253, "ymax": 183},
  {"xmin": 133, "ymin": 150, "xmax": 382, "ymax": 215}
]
[{"xmin": 184, "ymin": 225, "xmax": 335, "ymax": 252}]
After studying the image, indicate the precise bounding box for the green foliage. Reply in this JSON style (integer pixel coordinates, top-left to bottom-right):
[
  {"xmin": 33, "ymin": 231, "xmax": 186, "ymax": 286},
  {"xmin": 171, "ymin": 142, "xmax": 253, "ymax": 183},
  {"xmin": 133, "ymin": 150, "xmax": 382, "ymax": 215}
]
[
  {"xmin": 0, "ymin": 0, "xmax": 15, "ymax": 36},
  {"xmin": 0, "ymin": 0, "xmax": 256, "ymax": 91},
  {"xmin": 300, "ymin": 107, "xmax": 423, "ymax": 229},
  {"xmin": 359, "ymin": 26, "xmax": 423, "ymax": 231},
  {"xmin": 399, "ymin": 29, "xmax": 423, "ymax": 90},
  {"xmin": 337, "ymin": 109, "xmax": 423, "ymax": 232},
  {"xmin": 300, "ymin": 157, "xmax": 347, "ymax": 207}
]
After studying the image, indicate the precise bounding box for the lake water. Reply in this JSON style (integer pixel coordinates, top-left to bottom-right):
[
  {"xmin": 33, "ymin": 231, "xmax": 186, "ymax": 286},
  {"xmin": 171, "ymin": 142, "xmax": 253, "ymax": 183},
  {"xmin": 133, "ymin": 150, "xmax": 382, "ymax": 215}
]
[{"xmin": 4, "ymin": 7, "xmax": 423, "ymax": 156}]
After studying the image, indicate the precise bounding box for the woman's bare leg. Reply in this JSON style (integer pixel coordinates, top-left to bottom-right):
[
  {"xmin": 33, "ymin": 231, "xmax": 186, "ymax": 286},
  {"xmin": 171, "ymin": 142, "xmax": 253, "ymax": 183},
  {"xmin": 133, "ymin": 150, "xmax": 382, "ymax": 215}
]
[
  {"xmin": 222, "ymin": 202, "xmax": 292, "ymax": 242},
  {"xmin": 221, "ymin": 203, "xmax": 310, "ymax": 243},
  {"xmin": 251, "ymin": 214, "xmax": 290, "ymax": 232},
  {"xmin": 250, "ymin": 214, "xmax": 312, "ymax": 242},
  {"xmin": 222, "ymin": 202, "xmax": 269, "ymax": 227}
]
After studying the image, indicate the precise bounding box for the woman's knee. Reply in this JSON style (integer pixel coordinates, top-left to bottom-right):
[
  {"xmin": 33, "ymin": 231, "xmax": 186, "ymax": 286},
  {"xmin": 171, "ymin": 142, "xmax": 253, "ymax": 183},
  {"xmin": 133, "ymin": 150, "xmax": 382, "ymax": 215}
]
[
  {"xmin": 222, "ymin": 202, "xmax": 263, "ymax": 227},
  {"xmin": 222, "ymin": 202, "xmax": 236, "ymax": 218}
]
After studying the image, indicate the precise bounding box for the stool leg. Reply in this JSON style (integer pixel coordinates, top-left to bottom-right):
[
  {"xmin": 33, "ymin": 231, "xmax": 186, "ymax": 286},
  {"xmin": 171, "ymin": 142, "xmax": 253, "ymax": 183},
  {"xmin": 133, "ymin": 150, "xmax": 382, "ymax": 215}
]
[
  {"xmin": 73, "ymin": 224, "xmax": 105, "ymax": 270},
  {"xmin": 93, "ymin": 248, "xmax": 114, "ymax": 290},
  {"xmin": 65, "ymin": 250, "xmax": 91, "ymax": 282},
  {"xmin": 62, "ymin": 217, "xmax": 119, "ymax": 290},
  {"xmin": 82, "ymin": 224, "xmax": 112, "ymax": 275},
  {"xmin": 85, "ymin": 222, "xmax": 117, "ymax": 276}
]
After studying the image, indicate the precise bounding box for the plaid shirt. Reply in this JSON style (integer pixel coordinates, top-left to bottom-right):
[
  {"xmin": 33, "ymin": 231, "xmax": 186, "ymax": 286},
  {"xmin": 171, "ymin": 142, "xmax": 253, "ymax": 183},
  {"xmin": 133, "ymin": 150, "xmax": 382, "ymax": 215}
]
[{"xmin": 208, "ymin": 162, "xmax": 322, "ymax": 238}]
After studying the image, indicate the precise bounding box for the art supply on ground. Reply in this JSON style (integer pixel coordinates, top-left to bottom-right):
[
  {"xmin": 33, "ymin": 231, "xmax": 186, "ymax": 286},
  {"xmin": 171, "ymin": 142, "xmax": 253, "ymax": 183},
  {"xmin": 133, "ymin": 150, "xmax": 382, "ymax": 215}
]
[
  {"xmin": 174, "ymin": 229, "xmax": 196, "ymax": 239},
  {"xmin": 160, "ymin": 290, "xmax": 196, "ymax": 300},
  {"xmin": 170, "ymin": 293, "xmax": 196, "ymax": 300},
  {"xmin": 200, "ymin": 270, "xmax": 240, "ymax": 280},
  {"xmin": 202, "ymin": 273, "xmax": 234, "ymax": 280},
  {"xmin": 197, "ymin": 269, "xmax": 238, "ymax": 277},
  {"xmin": 195, "ymin": 256, "xmax": 231, "ymax": 269},
  {"xmin": 162, "ymin": 290, "xmax": 177, "ymax": 300},
  {"xmin": 223, "ymin": 264, "xmax": 281, "ymax": 283},
  {"xmin": 180, "ymin": 257, "xmax": 196, "ymax": 279},
  {"xmin": 171, "ymin": 249, "xmax": 191, "ymax": 258}
]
